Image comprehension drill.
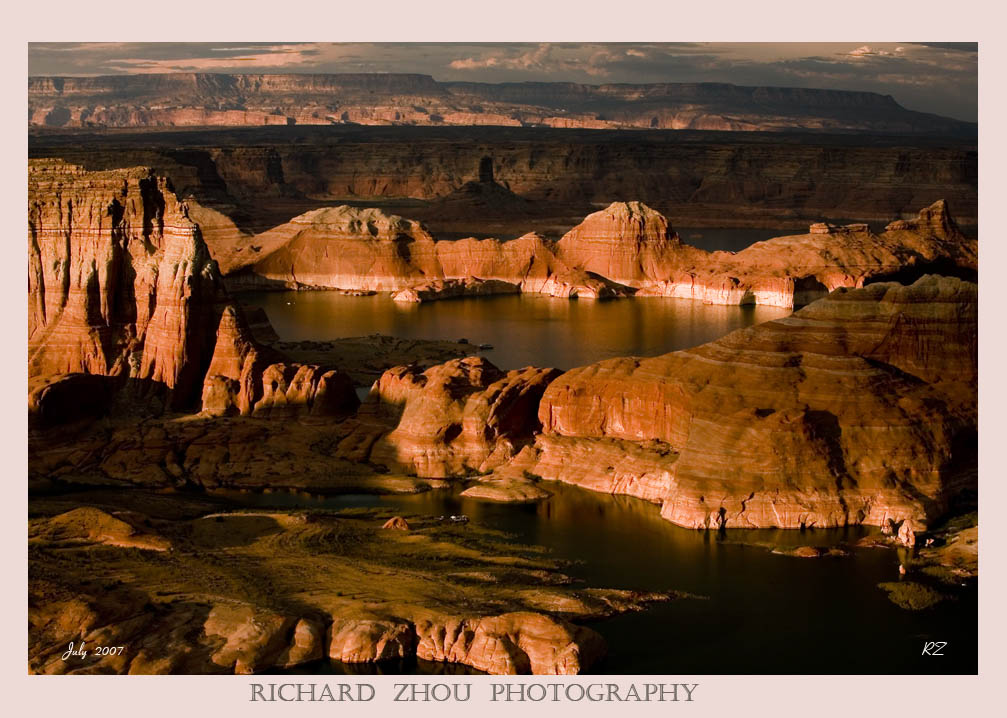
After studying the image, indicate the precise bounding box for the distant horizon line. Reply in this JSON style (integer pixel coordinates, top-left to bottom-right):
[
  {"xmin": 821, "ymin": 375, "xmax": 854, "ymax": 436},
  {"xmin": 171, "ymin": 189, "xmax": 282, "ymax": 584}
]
[{"xmin": 26, "ymin": 72, "xmax": 914, "ymax": 98}]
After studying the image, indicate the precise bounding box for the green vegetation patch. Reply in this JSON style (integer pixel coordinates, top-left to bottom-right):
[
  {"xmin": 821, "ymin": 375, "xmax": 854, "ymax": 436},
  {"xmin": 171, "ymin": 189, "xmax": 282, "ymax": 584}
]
[{"xmin": 878, "ymin": 581, "xmax": 947, "ymax": 610}]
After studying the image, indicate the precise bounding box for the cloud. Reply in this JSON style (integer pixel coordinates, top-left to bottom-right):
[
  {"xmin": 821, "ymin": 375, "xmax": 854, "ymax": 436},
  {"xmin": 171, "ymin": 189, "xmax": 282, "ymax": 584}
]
[
  {"xmin": 449, "ymin": 43, "xmax": 616, "ymax": 77},
  {"xmin": 844, "ymin": 45, "xmax": 905, "ymax": 58},
  {"xmin": 105, "ymin": 45, "xmax": 318, "ymax": 73},
  {"xmin": 27, "ymin": 42, "xmax": 977, "ymax": 121}
]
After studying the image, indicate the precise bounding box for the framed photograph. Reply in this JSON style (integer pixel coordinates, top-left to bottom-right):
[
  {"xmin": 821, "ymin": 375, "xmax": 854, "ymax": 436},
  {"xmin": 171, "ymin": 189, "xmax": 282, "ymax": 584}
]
[{"xmin": 16, "ymin": 4, "xmax": 995, "ymax": 713}]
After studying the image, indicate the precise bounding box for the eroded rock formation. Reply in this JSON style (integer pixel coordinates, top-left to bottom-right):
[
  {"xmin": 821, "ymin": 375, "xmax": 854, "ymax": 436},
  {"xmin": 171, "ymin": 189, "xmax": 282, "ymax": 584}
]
[
  {"xmin": 561, "ymin": 200, "xmax": 976, "ymax": 307},
  {"xmin": 200, "ymin": 306, "xmax": 358, "ymax": 418},
  {"xmin": 28, "ymin": 161, "xmax": 357, "ymax": 422},
  {"xmin": 240, "ymin": 199, "xmax": 975, "ymax": 309},
  {"xmin": 29, "ymin": 74, "xmax": 975, "ymax": 136},
  {"xmin": 356, "ymin": 276, "xmax": 975, "ymax": 532},
  {"xmin": 251, "ymin": 206, "xmax": 438, "ymax": 290},
  {"xmin": 363, "ymin": 357, "xmax": 562, "ymax": 478},
  {"xmin": 28, "ymin": 160, "xmax": 223, "ymax": 411},
  {"xmin": 31, "ymin": 126, "xmax": 977, "ymax": 231},
  {"xmin": 528, "ymin": 275, "xmax": 977, "ymax": 530},
  {"xmin": 245, "ymin": 211, "xmax": 626, "ymax": 300}
]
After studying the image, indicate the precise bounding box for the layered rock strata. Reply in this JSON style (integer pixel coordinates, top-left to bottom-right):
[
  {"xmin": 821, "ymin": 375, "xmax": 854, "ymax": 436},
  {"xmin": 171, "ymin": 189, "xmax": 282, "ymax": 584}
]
[
  {"xmin": 30, "ymin": 127, "xmax": 977, "ymax": 228},
  {"xmin": 358, "ymin": 276, "xmax": 975, "ymax": 532},
  {"xmin": 563, "ymin": 200, "xmax": 976, "ymax": 307},
  {"xmin": 28, "ymin": 161, "xmax": 357, "ymax": 422},
  {"xmin": 28, "ymin": 160, "xmax": 224, "ymax": 410},
  {"xmin": 29, "ymin": 73, "xmax": 975, "ymax": 136},
  {"xmin": 251, "ymin": 206, "xmax": 438, "ymax": 291},
  {"xmin": 529, "ymin": 275, "xmax": 977, "ymax": 530},
  {"xmin": 243, "ymin": 200, "xmax": 975, "ymax": 309},
  {"xmin": 248, "ymin": 216, "xmax": 627, "ymax": 299}
]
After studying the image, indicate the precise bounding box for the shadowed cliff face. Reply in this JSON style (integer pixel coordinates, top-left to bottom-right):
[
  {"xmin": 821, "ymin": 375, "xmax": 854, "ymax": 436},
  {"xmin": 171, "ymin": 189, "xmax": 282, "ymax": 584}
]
[
  {"xmin": 29, "ymin": 127, "xmax": 978, "ymax": 230},
  {"xmin": 28, "ymin": 159, "xmax": 224, "ymax": 411},
  {"xmin": 28, "ymin": 73, "xmax": 976, "ymax": 136},
  {"xmin": 27, "ymin": 160, "xmax": 358, "ymax": 421}
]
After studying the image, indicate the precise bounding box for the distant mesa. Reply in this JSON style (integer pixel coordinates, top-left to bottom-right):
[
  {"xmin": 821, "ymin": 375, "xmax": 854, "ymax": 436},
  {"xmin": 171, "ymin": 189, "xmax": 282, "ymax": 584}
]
[{"xmin": 28, "ymin": 73, "xmax": 976, "ymax": 136}]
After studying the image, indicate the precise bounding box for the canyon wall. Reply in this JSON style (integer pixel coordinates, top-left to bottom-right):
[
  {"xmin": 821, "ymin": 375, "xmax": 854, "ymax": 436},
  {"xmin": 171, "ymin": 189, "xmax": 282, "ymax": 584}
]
[
  {"xmin": 27, "ymin": 160, "xmax": 357, "ymax": 422},
  {"xmin": 30, "ymin": 127, "xmax": 978, "ymax": 226},
  {"xmin": 29, "ymin": 74, "xmax": 975, "ymax": 136},
  {"xmin": 28, "ymin": 160, "xmax": 224, "ymax": 411}
]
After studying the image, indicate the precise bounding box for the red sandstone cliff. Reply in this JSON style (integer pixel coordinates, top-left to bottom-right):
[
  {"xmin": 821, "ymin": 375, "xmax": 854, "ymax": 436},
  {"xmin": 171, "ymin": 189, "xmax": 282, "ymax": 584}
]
[
  {"xmin": 28, "ymin": 160, "xmax": 224, "ymax": 410},
  {"xmin": 239, "ymin": 200, "xmax": 975, "ymax": 309},
  {"xmin": 360, "ymin": 276, "xmax": 976, "ymax": 533},
  {"xmin": 27, "ymin": 161, "xmax": 357, "ymax": 422},
  {"xmin": 530, "ymin": 275, "xmax": 976, "ymax": 530}
]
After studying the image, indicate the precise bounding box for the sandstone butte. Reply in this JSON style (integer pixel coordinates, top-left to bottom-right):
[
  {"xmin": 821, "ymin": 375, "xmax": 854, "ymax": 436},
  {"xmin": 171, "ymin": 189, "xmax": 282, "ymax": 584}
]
[
  {"xmin": 356, "ymin": 275, "xmax": 976, "ymax": 535},
  {"xmin": 226, "ymin": 198, "xmax": 975, "ymax": 309},
  {"xmin": 27, "ymin": 159, "xmax": 359, "ymax": 424}
]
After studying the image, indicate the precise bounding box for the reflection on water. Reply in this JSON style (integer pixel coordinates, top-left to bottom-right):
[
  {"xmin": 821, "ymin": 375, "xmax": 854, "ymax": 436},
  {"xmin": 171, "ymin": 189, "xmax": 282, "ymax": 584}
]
[
  {"xmin": 230, "ymin": 243, "xmax": 974, "ymax": 675},
  {"xmin": 225, "ymin": 483, "xmax": 976, "ymax": 675},
  {"xmin": 240, "ymin": 292, "xmax": 791, "ymax": 372}
]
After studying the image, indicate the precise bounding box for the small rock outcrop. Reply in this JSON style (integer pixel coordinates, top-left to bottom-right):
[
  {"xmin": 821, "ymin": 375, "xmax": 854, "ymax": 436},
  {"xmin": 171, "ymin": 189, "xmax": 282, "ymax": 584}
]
[
  {"xmin": 364, "ymin": 357, "xmax": 562, "ymax": 478},
  {"xmin": 381, "ymin": 517, "xmax": 411, "ymax": 531},
  {"xmin": 200, "ymin": 305, "xmax": 358, "ymax": 418},
  {"xmin": 391, "ymin": 277, "xmax": 520, "ymax": 303}
]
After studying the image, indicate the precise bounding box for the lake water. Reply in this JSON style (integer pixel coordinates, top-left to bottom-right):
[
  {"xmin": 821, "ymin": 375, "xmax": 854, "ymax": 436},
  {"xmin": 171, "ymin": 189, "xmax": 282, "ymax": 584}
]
[
  {"xmin": 235, "ymin": 251, "xmax": 975, "ymax": 675},
  {"xmin": 240, "ymin": 292, "xmax": 791, "ymax": 375},
  {"xmin": 228, "ymin": 484, "xmax": 976, "ymax": 675}
]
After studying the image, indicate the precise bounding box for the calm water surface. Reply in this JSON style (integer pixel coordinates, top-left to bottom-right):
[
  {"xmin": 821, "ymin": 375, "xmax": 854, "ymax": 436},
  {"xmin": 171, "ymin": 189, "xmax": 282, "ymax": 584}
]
[
  {"xmin": 226, "ymin": 484, "xmax": 975, "ymax": 675},
  {"xmin": 241, "ymin": 292, "xmax": 791, "ymax": 373},
  {"xmin": 235, "ymin": 251, "xmax": 974, "ymax": 674}
]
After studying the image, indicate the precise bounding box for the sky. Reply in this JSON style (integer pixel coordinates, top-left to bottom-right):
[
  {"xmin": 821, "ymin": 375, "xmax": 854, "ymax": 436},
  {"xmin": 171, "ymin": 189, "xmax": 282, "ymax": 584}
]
[{"xmin": 27, "ymin": 42, "xmax": 979, "ymax": 122}]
